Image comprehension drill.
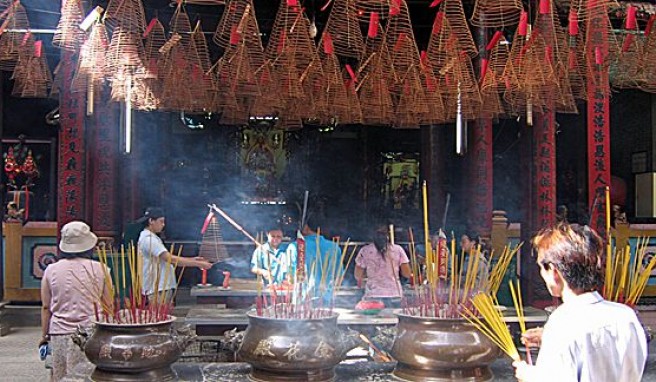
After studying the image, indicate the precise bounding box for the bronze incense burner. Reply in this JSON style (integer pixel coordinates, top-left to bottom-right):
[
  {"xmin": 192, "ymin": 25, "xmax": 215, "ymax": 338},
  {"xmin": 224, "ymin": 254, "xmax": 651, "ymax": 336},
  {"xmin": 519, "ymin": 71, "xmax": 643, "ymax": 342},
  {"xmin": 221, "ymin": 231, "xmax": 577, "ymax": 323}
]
[
  {"xmin": 237, "ymin": 310, "xmax": 361, "ymax": 382},
  {"xmin": 73, "ymin": 317, "xmax": 194, "ymax": 382},
  {"xmin": 391, "ymin": 313, "xmax": 501, "ymax": 382}
]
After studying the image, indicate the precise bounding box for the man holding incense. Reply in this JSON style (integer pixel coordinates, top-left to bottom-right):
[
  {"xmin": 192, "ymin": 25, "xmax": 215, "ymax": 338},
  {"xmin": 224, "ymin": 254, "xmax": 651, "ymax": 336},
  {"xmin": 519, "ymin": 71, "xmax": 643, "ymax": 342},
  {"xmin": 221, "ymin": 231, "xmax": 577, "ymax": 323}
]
[
  {"xmin": 250, "ymin": 227, "xmax": 294, "ymax": 284},
  {"xmin": 513, "ymin": 224, "xmax": 646, "ymax": 382},
  {"xmin": 137, "ymin": 207, "xmax": 212, "ymax": 304}
]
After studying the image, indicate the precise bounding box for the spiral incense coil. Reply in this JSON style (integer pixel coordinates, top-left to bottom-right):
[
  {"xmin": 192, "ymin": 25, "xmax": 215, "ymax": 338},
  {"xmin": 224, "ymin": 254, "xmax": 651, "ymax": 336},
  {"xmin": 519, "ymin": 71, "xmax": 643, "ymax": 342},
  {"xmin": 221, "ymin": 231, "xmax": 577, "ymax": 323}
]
[
  {"xmin": 611, "ymin": 8, "xmax": 644, "ymax": 90},
  {"xmin": 392, "ymin": 65, "xmax": 427, "ymax": 129},
  {"xmin": 639, "ymin": 26, "xmax": 656, "ymax": 94},
  {"xmin": 324, "ymin": 0, "xmax": 364, "ymax": 59},
  {"xmin": 569, "ymin": 0, "xmax": 619, "ymax": 22},
  {"xmin": 359, "ymin": 57, "xmax": 395, "ymax": 126},
  {"xmin": 105, "ymin": 28, "xmax": 145, "ymax": 74},
  {"xmin": 320, "ymin": 47, "xmax": 359, "ymax": 125},
  {"xmin": 104, "ymin": 0, "xmax": 147, "ymax": 33},
  {"xmin": 75, "ymin": 22, "xmax": 109, "ymax": 87},
  {"xmin": 386, "ymin": 0, "xmax": 420, "ymax": 75},
  {"xmin": 170, "ymin": 3, "xmax": 193, "ymax": 54},
  {"xmin": 418, "ymin": 62, "xmax": 446, "ymax": 125},
  {"xmin": 470, "ymin": 0, "xmax": 523, "ymax": 28},
  {"xmin": 440, "ymin": 47, "xmax": 481, "ymax": 121},
  {"xmin": 440, "ymin": 0, "xmax": 477, "ymax": 58},
  {"xmin": 53, "ymin": 0, "xmax": 86, "ymax": 51},
  {"xmin": 0, "ymin": 2, "xmax": 30, "ymax": 71}
]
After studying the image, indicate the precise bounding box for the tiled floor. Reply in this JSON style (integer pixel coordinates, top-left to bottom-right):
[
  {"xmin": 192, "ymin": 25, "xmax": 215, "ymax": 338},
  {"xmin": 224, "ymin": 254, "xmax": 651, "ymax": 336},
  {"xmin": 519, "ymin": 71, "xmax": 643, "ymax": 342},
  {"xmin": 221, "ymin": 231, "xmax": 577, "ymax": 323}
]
[{"xmin": 0, "ymin": 326, "xmax": 50, "ymax": 381}]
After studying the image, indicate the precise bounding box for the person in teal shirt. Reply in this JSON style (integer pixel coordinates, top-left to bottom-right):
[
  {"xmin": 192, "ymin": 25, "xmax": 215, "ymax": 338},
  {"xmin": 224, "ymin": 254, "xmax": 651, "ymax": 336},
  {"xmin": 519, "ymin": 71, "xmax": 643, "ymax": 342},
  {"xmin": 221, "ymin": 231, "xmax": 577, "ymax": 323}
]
[
  {"xmin": 250, "ymin": 228, "xmax": 293, "ymax": 284},
  {"xmin": 288, "ymin": 218, "xmax": 343, "ymax": 297}
]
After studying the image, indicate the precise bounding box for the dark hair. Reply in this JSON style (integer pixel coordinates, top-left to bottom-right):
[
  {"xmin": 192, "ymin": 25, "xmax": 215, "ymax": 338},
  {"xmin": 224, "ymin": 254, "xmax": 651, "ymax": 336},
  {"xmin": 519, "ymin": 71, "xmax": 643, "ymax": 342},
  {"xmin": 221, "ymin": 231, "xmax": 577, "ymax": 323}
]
[
  {"xmin": 462, "ymin": 232, "xmax": 480, "ymax": 243},
  {"xmin": 372, "ymin": 226, "xmax": 389, "ymax": 259},
  {"xmin": 532, "ymin": 223, "xmax": 604, "ymax": 292},
  {"xmin": 138, "ymin": 207, "xmax": 165, "ymax": 227},
  {"xmin": 58, "ymin": 248, "xmax": 94, "ymax": 260}
]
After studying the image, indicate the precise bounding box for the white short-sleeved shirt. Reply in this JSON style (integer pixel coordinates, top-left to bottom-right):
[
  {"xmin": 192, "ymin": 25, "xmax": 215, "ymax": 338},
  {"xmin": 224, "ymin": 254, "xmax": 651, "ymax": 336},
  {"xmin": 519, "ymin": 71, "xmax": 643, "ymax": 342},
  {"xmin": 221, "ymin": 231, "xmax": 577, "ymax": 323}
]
[
  {"xmin": 138, "ymin": 229, "xmax": 175, "ymax": 295},
  {"xmin": 534, "ymin": 291, "xmax": 647, "ymax": 382}
]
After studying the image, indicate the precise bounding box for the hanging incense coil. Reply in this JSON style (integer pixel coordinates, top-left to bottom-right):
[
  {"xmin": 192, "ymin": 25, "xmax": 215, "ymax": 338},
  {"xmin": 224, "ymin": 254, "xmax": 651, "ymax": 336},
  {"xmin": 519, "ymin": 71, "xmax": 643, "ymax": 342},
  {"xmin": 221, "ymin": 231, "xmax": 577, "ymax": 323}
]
[
  {"xmin": 300, "ymin": 54, "xmax": 328, "ymax": 122},
  {"xmin": 470, "ymin": 0, "xmax": 523, "ymax": 28},
  {"xmin": 533, "ymin": 0, "xmax": 568, "ymax": 67},
  {"xmin": 74, "ymin": 21, "xmax": 109, "ymax": 88},
  {"xmin": 426, "ymin": 11, "xmax": 454, "ymax": 77},
  {"xmin": 639, "ymin": 24, "xmax": 656, "ymax": 94},
  {"xmin": 180, "ymin": 0, "xmax": 226, "ymax": 4},
  {"xmin": 105, "ymin": 28, "xmax": 145, "ymax": 73},
  {"xmin": 199, "ymin": 216, "xmax": 231, "ymax": 264},
  {"xmin": 440, "ymin": 48, "xmax": 481, "ymax": 121},
  {"xmin": 386, "ymin": 0, "xmax": 420, "ymax": 75},
  {"xmin": 0, "ymin": 2, "xmax": 30, "ymax": 71},
  {"xmin": 479, "ymin": 37, "xmax": 510, "ymax": 119},
  {"xmin": 418, "ymin": 60, "xmax": 446, "ymax": 124},
  {"xmin": 362, "ymin": 30, "xmax": 398, "ymax": 88},
  {"xmin": 104, "ymin": 0, "xmax": 147, "ymax": 34},
  {"xmin": 142, "ymin": 18, "xmax": 167, "ymax": 80},
  {"xmin": 581, "ymin": 6, "xmax": 618, "ymax": 97},
  {"xmin": 611, "ymin": 8, "xmax": 644, "ymax": 90},
  {"xmin": 187, "ymin": 22, "xmax": 216, "ymax": 111},
  {"xmin": 440, "ymin": 0, "xmax": 477, "ymax": 58},
  {"xmin": 392, "ymin": 65, "xmax": 427, "ymax": 129},
  {"xmin": 320, "ymin": 48, "xmax": 360, "ymax": 125},
  {"xmin": 53, "ymin": 0, "xmax": 86, "ymax": 51},
  {"xmin": 214, "ymin": 0, "xmax": 265, "ymax": 68},
  {"xmin": 323, "ymin": 0, "xmax": 364, "ymax": 59},
  {"xmin": 359, "ymin": 57, "xmax": 395, "ymax": 125},
  {"xmin": 12, "ymin": 37, "xmax": 52, "ymax": 98},
  {"xmin": 569, "ymin": 0, "xmax": 619, "ymax": 22},
  {"xmin": 553, "ymin": 62, "xmax": 578, "ymax": 114}
]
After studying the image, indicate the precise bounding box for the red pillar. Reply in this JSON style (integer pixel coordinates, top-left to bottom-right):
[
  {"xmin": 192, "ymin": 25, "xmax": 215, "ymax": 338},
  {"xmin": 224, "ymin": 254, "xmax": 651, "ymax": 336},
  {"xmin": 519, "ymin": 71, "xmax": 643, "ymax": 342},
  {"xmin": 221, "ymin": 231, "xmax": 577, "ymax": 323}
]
[
  {"xmin": 57, "ymin": 51, "xmax": 86, "ymax": 230},
  {"xmin": 534, "ymin": 109, "xmax": 557, "ymax": 229},
  {"xmin": 87, "ymin": 87, "xmax": 119, "ymax": 237},
  {"xmin": 469, "ymin": 119, "xmax": 493, "ymax": 236},
  {"xmin": 586, "ymin": 6, "xmax": 611, "ymax": 235}
]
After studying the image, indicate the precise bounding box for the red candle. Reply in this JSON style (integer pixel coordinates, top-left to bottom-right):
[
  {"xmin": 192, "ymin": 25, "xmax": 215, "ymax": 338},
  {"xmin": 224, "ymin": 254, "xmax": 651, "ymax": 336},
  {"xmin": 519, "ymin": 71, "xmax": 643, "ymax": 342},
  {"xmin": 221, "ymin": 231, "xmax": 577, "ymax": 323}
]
[
  {"xmin": 201, "ymin": 269, "xmax": 208, "ymax": 285},
  {"xmin": 518, "ymin": 11, "xmax": 528, "ymax": 36}
]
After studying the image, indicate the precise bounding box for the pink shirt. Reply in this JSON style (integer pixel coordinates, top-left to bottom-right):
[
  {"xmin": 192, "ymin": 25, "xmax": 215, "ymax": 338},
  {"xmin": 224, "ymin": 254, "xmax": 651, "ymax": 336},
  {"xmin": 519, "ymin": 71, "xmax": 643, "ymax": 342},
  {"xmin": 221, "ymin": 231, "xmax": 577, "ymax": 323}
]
[
  {"xmin": 42, "ymin": 258, "xmax": 108, "ymax": 335},
  {"xmin": 355, "ymin": 243, "xmax": 409, "ymax": 298}
]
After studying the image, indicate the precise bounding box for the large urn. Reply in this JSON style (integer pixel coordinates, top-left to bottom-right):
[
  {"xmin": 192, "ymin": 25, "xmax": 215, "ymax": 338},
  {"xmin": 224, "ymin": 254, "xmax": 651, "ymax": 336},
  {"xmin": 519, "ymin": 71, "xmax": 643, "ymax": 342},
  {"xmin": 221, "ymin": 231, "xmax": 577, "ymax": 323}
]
[
  {"xmin": 391, "ymin": 313, "xmax": 501, "ymax": 382},
  {"xmin": 237, "ymin": 310, "xmax": 361, "ymax": 382},
  {"xmin": 73, "ymin": 317, "xmax": 194, "ymax": 382}
]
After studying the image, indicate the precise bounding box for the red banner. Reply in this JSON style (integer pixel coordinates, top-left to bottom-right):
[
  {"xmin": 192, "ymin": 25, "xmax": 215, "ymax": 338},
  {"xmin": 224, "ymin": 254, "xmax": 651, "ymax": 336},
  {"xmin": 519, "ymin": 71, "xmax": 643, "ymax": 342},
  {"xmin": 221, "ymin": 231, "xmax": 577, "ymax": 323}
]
[
  {"xmin": 90, "ymin": 88, "xmax": 118, "ymax": 235},
  {"xmin": 470, "ymin": 119, "xmax": 493, "ymax": 236},
  {"xmin": 534, "ymin": 110, "xmax": 556, "ymax": 229},
  {"xmin": 586, "ymin": 6, "xmax": 611, "ymax": 235},
  {"xmin": 57, "ymin": 52, "xmax": 86, "ymax": 230}
]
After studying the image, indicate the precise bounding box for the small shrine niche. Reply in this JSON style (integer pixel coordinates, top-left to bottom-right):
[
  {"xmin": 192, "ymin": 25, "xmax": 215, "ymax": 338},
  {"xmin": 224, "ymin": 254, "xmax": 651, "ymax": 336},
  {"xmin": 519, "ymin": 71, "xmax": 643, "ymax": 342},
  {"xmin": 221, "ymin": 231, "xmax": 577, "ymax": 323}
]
[{"xmin": 239, "ymin": 119, "xmax": 288, "ymax": 204}]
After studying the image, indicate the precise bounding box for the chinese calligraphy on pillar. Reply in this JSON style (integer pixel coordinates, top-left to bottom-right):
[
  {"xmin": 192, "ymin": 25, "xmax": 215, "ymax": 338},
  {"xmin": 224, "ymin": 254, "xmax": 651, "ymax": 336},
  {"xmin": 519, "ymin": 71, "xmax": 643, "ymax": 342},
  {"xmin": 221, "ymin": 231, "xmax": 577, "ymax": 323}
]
[
  {"xmin": 534, "ymin": 110, "xmax": 556, "ymax": 229},
  {"xmin": 58, "ymin": 51, "xmax": 86, "ymax": 227},
  {"xmin": 90, "ymin": 89, "xmax": 118, "ymax": 234},
  {"xmin": 470, "ymin": 119, "xmax": 493, "ymax": 235},
  {"xmin": 586, "ymin": 5, "xmax": 611, "ymax": 235}
]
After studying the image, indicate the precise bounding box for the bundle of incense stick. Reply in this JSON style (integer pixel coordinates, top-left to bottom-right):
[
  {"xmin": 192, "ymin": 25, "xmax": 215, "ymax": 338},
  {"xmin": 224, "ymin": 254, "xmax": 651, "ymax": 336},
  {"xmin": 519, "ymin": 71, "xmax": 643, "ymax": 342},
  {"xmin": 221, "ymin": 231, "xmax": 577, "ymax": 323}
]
[
  {"xmin": 403, "ymin": 231, "xmax": 522, "ymax": 319},
  {"xmin": 461, "ymin": 293, "xmax": 520, "ymax": 362},
  {"xmin": 253, "ymin": 235, "xmax": 358, "ymax": 319},
  {"xmin": 84, "ymin": 244, "xmax": 186, "ymax": 324},
  {"xmin": 604, "ymin": 237, "xmax": 656, "ymax": 307},
  {"xmin": 509, "ymin": 279, "xmax": 532, "ymax": 364}
]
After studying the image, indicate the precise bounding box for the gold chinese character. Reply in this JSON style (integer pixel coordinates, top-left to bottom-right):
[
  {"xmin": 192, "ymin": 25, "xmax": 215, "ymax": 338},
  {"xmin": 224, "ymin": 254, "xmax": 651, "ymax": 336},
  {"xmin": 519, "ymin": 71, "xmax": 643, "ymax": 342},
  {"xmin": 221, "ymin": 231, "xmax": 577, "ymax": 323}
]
[
  {"xmin": 253, "ymin": 339, "xmax": 275, "ymax": 357},
  {"xmin": 313, "ymin": 340, "xmax": 334, "ymax": 359},
  {"xmin": 283, "ymin": 341, "xmax": 306, "ymax": 361}
]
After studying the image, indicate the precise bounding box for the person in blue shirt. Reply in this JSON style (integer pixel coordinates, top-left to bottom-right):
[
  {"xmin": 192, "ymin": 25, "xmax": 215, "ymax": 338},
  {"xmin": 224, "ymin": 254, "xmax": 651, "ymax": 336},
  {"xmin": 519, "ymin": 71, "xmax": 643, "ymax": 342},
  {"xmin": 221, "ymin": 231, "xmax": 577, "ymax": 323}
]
[
  {"xmin": 250, "ymin": 228, "xmax": 293, "ymax": 285},
  {"xmin": 288, "ymin": 218, "xmax": 343, "ymax": 297}
]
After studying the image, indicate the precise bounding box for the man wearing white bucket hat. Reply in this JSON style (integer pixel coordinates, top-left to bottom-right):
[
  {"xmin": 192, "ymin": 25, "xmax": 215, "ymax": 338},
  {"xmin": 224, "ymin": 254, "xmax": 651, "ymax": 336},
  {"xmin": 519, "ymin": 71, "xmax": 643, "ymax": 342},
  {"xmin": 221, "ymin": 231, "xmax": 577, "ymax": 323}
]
[{"xmin": 41, "ymin": 221, "xmax": 110, "ymax": 381}]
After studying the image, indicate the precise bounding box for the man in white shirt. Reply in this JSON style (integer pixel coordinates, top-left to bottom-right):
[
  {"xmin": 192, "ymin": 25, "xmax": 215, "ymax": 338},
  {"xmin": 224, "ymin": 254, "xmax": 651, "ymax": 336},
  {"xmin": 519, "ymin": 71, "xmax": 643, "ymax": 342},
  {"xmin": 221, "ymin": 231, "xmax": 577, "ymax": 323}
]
[{"xmin": 514, "ymin": 224, "xmax": 647, "ymax": 382}]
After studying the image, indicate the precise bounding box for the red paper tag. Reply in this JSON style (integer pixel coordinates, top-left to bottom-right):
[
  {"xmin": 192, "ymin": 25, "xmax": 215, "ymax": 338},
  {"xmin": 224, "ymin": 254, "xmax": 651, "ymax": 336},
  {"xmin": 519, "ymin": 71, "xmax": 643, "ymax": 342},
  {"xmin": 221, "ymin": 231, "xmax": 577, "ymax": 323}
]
[
  {"xmin": 429, "ymin": 0, "xmax": 443, "ymax": 8},
  {"xmin": 390, "ymin": 0, "xmax": 401, "ymax": 16},
  {"xmin": 143, "ymin": 18, "xmax": 157, "ymax": 38},
  {"xmin": 432, "ymin": 11, "xmax": 444, "ymax": 35},
  {"xmin": 539, "ymin": 0, "xmax": 550, "ymax": 15},
  {"xmin": 568, "ymin": 11, "xmax": 579, "ymax": 36},
  {"xmin": 367, "ymin": 12, "xmax": 379, "ymax": 38},
  {"xmin": 230, "ymin": 25, "xmax": 240, "ymax": 45},
  {"xmin": 277, "ymin": 30, "xmax": 287, "ymax": 53},
  {"xmin": 626, "ymin": 6, "xmax": 637, "ymax": 30},
  {"xmin": 420, "ymin": 50, "xmax": 427, "ymax": 65},
  {"xmin": 323, "ymin": 32, "xmax": 334, "ymax": 54},
  {"xmin": 345, "ymin": 64, "xmax": 357, "ymax": 83},
  {"xmin": 518, "ymin": 11, "xmax": 528, "ymax": 36},
  {"xmin": 393, "ymin": 32, "xmax": 406, "ymax": 51},
  {"xmin": 485, "ymin": 31, "xmax": 503, "ymax": 51},
  {"xmin": 34, "ymin": 40, "xmax": 42, "ymax": 58},
  {"xmin": 595, "ymin": 46, "xmax": 603, "ymax": 65},
  {"xmin": 287, "ymin": 0, "xmax": 298, "ymax": 6},
  {"xmin": 622, "ymin": 34, "xmax": 634, "ymax": 53}
]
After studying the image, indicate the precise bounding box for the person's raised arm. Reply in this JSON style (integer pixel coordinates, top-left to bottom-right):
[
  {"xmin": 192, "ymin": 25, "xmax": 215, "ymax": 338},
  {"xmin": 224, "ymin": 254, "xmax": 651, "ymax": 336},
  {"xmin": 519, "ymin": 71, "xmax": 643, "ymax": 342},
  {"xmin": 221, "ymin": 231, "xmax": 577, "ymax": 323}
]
[{"xmin": 160, "ymin": 251, "xmax": 212, "ymax": 270}]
